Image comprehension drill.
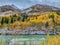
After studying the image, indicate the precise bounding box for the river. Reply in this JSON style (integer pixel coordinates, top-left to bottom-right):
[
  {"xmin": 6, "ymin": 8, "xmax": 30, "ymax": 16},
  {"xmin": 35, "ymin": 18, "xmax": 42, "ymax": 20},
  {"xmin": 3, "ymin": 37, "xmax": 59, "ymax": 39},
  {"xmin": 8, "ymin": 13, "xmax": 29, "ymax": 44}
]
[{"xmin": 0, "ymin": 35, "xmax": 58, "ymax": 45}]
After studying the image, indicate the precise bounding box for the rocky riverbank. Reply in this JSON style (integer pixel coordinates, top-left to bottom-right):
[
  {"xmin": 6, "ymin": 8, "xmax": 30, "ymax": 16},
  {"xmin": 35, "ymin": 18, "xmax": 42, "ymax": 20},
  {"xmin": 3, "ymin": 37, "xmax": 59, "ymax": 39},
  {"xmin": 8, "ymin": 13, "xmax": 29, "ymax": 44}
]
[{"xmin": 0, "ymin": 28, "xmax": 59, "ymax": 35}]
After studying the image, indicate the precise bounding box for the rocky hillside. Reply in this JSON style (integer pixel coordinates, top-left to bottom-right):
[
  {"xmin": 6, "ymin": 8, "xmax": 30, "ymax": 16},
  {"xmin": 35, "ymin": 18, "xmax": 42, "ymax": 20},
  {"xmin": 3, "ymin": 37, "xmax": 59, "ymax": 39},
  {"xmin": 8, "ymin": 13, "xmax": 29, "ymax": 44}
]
[
  {"xmin": 0, "ymin": 4, "xmax": 21, "ymax": 12},
  {"xmin": 0, "ymin": 4, "xmax": 60, "ymax": 15},
  {"xmin": 23, "ymin": 4, "xmax": 60, "ymax": 13}
]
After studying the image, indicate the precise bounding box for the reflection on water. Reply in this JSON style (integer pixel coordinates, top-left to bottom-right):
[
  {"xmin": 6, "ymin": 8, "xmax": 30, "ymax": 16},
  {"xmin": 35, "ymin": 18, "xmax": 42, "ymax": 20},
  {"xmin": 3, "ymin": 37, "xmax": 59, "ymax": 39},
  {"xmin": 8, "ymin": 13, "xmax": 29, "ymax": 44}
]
[{"xmin": 0, "ymin": 35, "xmax": 54, "ymax": 45}]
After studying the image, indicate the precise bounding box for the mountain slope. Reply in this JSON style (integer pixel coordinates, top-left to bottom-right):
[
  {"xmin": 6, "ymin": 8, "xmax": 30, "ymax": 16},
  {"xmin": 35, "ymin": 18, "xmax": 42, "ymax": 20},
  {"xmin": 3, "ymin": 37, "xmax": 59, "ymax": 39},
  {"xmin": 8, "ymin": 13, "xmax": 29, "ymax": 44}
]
[
  {"xmin": 0, "ymin": 4, "xmax": 21, "ymax": 12},
  {"xmin": 23, "ymin": 4, "xmax": 60, "ymax": 13}
]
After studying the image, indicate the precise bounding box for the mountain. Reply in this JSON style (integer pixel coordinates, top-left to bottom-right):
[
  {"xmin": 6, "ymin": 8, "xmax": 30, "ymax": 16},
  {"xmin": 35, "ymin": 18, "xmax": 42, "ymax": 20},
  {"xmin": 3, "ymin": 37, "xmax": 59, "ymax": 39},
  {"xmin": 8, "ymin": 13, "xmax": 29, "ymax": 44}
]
[
  {"xmin": 0, "ymin": 4, "xmax": 60, "ymax": 16},
  {"xmin": 23, "ymin": 4, "xmax": 60, "ymax": 13},
  {"xmin": 0, "ymin": 4, "xmax": 21, "ymax": 12}
]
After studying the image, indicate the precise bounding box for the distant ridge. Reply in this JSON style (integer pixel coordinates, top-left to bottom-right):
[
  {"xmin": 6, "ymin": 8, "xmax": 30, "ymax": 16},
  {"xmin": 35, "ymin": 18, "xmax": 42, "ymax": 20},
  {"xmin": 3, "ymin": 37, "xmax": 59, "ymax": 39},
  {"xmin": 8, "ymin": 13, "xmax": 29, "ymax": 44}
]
[
  {"xmin": 23, "ymin": 4, "xmax": 60, "ymax": 13},
  {"xmin": 0, "ymin": 4, "xmax": 21, "ymax": 12},
  {"xmin": 0, "ymin": 4, "xmax": 60, "ymax": 14}
]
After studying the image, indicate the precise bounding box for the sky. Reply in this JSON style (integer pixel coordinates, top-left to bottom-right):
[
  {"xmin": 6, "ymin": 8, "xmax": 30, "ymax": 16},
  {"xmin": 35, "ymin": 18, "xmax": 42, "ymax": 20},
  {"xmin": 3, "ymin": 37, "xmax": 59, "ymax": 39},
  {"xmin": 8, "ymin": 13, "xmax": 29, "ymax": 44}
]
[{"xmin": 0, "ymin": 0, "xmax": 60, "ymax": 9}]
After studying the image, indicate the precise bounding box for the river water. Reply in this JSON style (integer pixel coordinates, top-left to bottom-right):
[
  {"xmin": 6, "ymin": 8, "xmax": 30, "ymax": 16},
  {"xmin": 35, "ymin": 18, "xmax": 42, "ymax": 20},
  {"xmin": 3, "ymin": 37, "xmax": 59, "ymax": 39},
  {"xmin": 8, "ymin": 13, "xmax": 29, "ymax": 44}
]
[{"xmin": 0, "ymin": 35, "xmax": 57, "ymax": 45}]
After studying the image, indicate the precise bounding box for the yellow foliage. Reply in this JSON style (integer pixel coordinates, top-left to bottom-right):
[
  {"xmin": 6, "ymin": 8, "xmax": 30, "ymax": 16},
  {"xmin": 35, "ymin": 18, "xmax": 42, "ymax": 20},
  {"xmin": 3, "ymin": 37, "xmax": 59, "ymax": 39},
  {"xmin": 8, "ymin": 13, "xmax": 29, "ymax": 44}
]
[
  {"xmin": 21, "ymin": 22, "xmax": 30, "ymax": 27},
  {"xmin": 5, "ymin": 15, "xmax": 10, "ymax": 19},
  {"xmin": 46, "ymin": 35, "xmax": 60, "ymax": 45},
  {"xmin": 41, "ymin": 40, "xmax": 45, "ymax": 45},
  {"xmin": 12, "ymin": 21, "xmax": 20, "ymax": 28}
]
